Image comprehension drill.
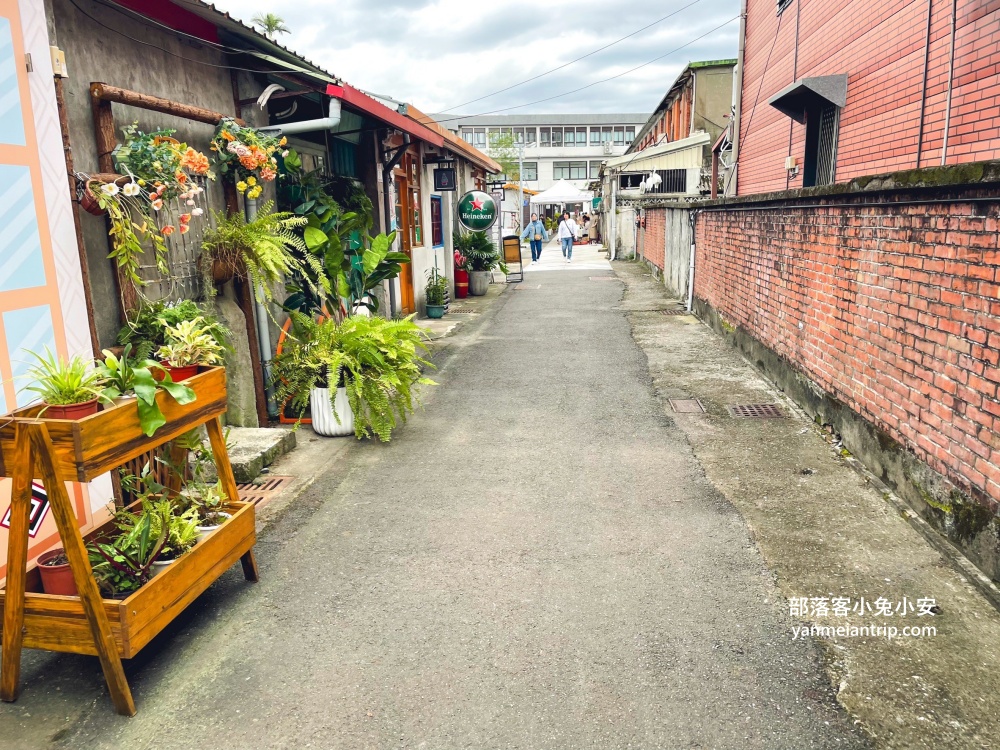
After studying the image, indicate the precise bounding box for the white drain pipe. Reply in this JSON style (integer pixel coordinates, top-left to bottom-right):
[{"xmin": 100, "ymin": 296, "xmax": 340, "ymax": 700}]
[
  {"xmin": 259, "ymin": 98, "xmax": 342, "ymax": 136},
  {"xmin": 245, "ymin": 198, "xmax": 278, "ymax": 419}
]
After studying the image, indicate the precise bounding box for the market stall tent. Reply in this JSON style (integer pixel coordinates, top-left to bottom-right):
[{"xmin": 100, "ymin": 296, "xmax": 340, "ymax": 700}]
[{"xmin": 529, "ymin": 180, "xmax": 593, "ymax": 205}]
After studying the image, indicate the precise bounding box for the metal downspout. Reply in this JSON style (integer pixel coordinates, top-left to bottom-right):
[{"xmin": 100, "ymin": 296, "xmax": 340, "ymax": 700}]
[
  {"xmin": 915, "ymin": 0, "xmax": 934, "ymax": 168},
  {"xmin": 941, "ymin": 0, "xmax": 958, "ymax": 166},
  {"xmin": 686, "ymin": 210, "xmax": 698, "ymax": 313},
  {"xmin": 382, "ymin": 134, "xmax": 410, "ymax": 316}
]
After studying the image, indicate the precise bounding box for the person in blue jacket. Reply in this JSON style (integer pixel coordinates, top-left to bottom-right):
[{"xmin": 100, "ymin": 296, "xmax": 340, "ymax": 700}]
[{"xmin": 520, "ymin": 212, "xmax": 549, "ymax": 263}]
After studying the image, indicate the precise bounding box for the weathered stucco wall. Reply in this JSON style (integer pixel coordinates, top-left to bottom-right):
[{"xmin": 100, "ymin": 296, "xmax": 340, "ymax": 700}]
[{"xmin": 641, "ymin": 207, "xmax": 692, "ymax": 300}]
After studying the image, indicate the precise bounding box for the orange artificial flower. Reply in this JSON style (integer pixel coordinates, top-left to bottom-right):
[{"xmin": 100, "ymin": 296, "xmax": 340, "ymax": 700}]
[
  {"xmin": 221, "ymin": 130, "xmax": 236, "ymax": 141},
  {"xmin": 161, "ymin": 225, "xmax": 176, "ymax": 236}
]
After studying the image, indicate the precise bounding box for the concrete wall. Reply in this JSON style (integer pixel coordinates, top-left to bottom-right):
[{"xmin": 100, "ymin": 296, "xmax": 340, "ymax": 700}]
[
  {"xmin": 691, "ymin": 66, "xmax": 734, "ymax": 146},
  {"xmin": 693, "ymin": 162, "xmax": 1000, "ymax": 582},
  {"xmin": 49, "ymin": 0, "xmax": 271, "ymax": 425}
]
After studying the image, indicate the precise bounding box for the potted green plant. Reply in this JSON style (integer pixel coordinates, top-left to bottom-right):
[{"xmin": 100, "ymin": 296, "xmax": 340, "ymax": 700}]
[
  {"xmin": 425, "ymin": 269, "xmax": 447, "ymax": 319},
  {"xmin": 454, "ymin": 231, "xmax": 506, "ymax": 296},
  {"xmin": 21, "ymin": 349, "xmax": 105, "ymax": 419},
  {"xmin": 117, "ymin": 299, "xmax": 231, "ymax": 362},
  {"xmin": 271, "ymin": 313, "xmax": 435, "ymax": 441},
  {"xmin": 145, "ymin": 499, "xmax": 200, "ymax": 578},
  {"xmin": 96, "ymin": 344, "xmax": 197, "ymax": 437},
  {"xmin": 37, "ymin": 548, "xmax": 77, "ymax": 595},
  {"xmin": 88, "ymin": 503, "xmax": 169, "ymax": 598},
  {"xmin": 200, "ymin": 202, "xmax": 326, "ymax": 305},
  {"xmin": 156, "ymin": 317, "xmax": 226, "ymax": 381}
]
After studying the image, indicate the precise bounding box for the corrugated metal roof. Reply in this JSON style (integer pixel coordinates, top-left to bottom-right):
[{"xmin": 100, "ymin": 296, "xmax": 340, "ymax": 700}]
[{"xmin": 429, "ymin": 113, "xmax": 650, "ymax": 130}]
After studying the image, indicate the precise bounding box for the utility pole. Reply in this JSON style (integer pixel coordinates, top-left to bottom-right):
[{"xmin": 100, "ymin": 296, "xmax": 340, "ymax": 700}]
[{"xmin": 517, "ymin": 139, "xmax": 524, "ymax": 235}]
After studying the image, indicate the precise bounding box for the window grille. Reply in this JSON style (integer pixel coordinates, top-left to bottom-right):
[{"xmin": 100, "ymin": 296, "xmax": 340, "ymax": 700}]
[{"xmin": 814, "ymin": 104, "xmax": 839, "ymax": 186}]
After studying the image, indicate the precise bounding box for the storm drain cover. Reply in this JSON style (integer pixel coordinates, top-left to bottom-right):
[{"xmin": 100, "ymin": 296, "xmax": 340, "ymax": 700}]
[
  {"xmin": 728, "ymin": 404, "xmax": 785, "ymax": 419},
  {"xmin": 590, "ymin": 276, "xmax": 618, "ymax": 281},
  {"xmin": 660, "ymin": 309, "xmax": 689, "ymax": 316},
  {"xmin": 447, "ymin": 306, "xmax": 477, "ymax": 314},
  {"xmin": 669, "ymin": 399, "xmax": 705, "ymax": 413},
  {"xmin": 237, "ymin": 475, "xmax": 293, "ymax": 507}
]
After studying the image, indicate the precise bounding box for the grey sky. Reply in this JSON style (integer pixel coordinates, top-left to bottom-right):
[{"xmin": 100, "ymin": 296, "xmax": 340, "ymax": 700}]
[{"xmin": 212, "ymin": 0, "xmax": 740, "ymax": 117}]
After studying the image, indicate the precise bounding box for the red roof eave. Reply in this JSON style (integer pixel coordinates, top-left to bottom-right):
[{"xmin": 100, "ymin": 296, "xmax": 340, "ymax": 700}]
[{"xmin": 327, "ymin": 84, "xmax": 444, "ymax": 147}]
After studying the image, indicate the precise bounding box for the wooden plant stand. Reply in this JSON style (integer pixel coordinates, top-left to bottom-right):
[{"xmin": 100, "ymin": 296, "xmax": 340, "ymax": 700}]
[{"xmin": 0, "ymin": 367, "xmax": 258, "ymax": 716}]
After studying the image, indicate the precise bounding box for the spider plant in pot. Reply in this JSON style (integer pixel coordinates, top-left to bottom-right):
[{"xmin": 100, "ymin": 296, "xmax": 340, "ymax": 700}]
[
  {"xmin": 97, "ymin": 344, "xmax": 197, "ymax": 436},
  {"xmin": 156, "ymin": 317, "xmax": 226, "ymax": 381},
  {"xmin": 21, "ymin": 348, "xmax": 105, "ymax": 419}
]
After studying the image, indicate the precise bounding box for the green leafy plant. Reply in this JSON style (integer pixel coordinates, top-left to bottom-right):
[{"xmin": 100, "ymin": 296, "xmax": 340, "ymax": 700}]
[
  {"xmin": 157, "ymin": 318, "xmax": 226, "ymax": 367},
  {"xmin": 97, "ymin": 344, "xmax": 196, "ymax": 436},
  {"xmin": 201, "ymin": 201, "xmax": 327, "ymax": 306},
  {"xmin": 426, "ymin": 269, "xmax": 447, "ymax": 306},
  {"xmin": 453, "ymin": 230, "xmax": 507, "ymax": 273},
  {"xmin": 177, "ymin": 480, "xmax": 229, "ymax": 525},
  {"xmin": 271, "ymin": 313, "xmax": 435, "ymax": 442},
  {"xmin": 117, "ymin": 300, "xmax": 230, "ymax": 362},
  {"xmin": 88, "ymin": 501, "xmax": 169, "ymax": 596},
  {"xmin": 340, "ymin": 232, "xmax": 411, "ymax": 314},
  {"xmin": 22, "ymin": 348, "xmax": 105, "ymax": 406}
]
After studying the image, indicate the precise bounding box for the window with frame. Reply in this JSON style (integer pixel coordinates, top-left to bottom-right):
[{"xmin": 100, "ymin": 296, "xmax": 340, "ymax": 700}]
[
  {"xmin": 525, "ymin": 127, "xmax": 537, "ymax": 145},
  {"xmin": 551, "ymin": 128, "xmax": 563, "ymax": 147},
  {"xmin": 522, "ymin": 161, "xmax": 538, "ymax": 181},
  {"xmin": 803, "ymin": 102, "xmax": 839, "ymax": 187},
  {"xmin": 576, "ymin": 127, "xmax": 586, "ymax": 147},
  {"xmin": 554, "ymin": 161, "xmax": 587, "ymax": 180},
  {"xmin": 514, "ymin": 127, "xmax": 524, "ymax": 145},
  {"xmin": 590, "ymin": 128, "xmax": 600, "ymax": 146},
  {"xmin": 563, "ymin": 127, "xmax": 575, "ymax": 147},
  {"xmin": 406, "ymin": 152, "xmax": 423, "ymax": 246},
  {"xmin": 461, "ymin": 128, "xmax": 473, "ymax": 144},
  {"xmin": 473, "ymin": 128, "xmax": 486, "ymax": 148},
  {"xmin": 625, "ymin": 126, "xmax": 635, "ymax": 144},
  {"xmin": 540, "ymin": 127, "xmax": 550, "ymax": 147},
  {"xmin": 430, "ymin": 195, "xmax": 443, "ymax": 247},
  {"xmin": 553, "ymin": 161, "xmax": 570, "ymax": 179},
  {"xmin": 601, "ymin": 126, "xmax": 612, "ymax": 143},
  {"xmin": 589, "ymin": 161, "xmax": 601, "ymax": 179},
  {"xmin": 613, "ymin": 126, "xmax": 624, "ymax": 145}
]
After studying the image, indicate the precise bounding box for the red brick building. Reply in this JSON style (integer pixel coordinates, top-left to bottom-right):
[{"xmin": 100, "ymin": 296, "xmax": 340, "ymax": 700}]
[{"xmin": 735, "ymin": 0, "xmax": 1000, "ymax": 195}]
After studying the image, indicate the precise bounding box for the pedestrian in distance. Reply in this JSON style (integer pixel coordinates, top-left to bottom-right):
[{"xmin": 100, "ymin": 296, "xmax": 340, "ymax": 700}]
[
  {"xmin": 558, "ymin": 211, "xmax": 579, "ymax": 263},
  {"xmin": 520, "ymin": 212, "xmax": 548, "ymax": 263}
]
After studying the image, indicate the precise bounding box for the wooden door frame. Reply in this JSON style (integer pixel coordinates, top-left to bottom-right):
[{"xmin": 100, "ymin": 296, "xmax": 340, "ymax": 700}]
[{"xmin": 394, "ymin": 173, "xmax": 415, "ymax": 314}]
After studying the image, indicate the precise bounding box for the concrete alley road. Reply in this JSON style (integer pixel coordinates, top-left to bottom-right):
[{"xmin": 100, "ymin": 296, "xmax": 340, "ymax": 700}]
[{"xmin": 17, "ymin": 268, "xmax": 869, "ymax": 749}]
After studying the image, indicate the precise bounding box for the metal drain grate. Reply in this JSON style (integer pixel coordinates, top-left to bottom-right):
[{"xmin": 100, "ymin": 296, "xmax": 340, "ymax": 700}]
[
  {"xmin": 237, "ymin": 475, "xmax": 293, "ymax": 507},
  {"xmin": 669, "ymin": 399, "xmax": 705, "ymax": 413},
  {"xmin": 660, "ymin": 309, "xmax": 689, "ymax": 316},
  {"xmin": 728, "ymin": 404, "xmax": 785, "ymax": 419},
  {"xmin": 589, "ymin": 276, "xmax": 618, "ymax": 281},
  {"xmin": 447, "ymin": 306, "xmax": 477, "ymax": 314}
]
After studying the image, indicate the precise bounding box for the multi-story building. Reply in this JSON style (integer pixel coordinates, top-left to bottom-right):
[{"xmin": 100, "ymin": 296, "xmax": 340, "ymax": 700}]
[{"xmin": 435, "ymin": 113, "xmax": 648, "ymax": 194}]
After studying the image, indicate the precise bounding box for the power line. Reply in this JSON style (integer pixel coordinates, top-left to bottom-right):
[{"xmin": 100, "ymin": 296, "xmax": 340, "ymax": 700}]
[
  {"xmin": 438, "ymin": 0, "xmax": 706, "ymax": 113},
  {"xmin": 416, "ymin": 16, "xmax": 739, "ymax": 128}
]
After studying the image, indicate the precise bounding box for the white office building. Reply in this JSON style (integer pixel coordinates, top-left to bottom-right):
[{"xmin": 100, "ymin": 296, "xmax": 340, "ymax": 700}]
[{"xmin": 435, "ymin": 113, "xmax": 648, "ymax": 196}]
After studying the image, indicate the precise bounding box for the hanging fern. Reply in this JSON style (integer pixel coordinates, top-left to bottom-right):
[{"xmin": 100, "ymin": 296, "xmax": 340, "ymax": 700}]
[{"xmin": 201, "ymin": 201, "xmax": 329, "ymax": 305}]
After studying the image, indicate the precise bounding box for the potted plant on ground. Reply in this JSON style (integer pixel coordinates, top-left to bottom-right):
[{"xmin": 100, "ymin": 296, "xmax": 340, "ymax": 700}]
[
  {"xmin": 271, "ymin": 313, "xmax": 435, "ymax": 441},
  {"xmin": 454, "ymin": 250, "xmax": 470, "ymax": 299},
  {"xmin": 156, "ymin": 317, "xmax": 226, "ymax": 381},
  {"xmin": 425, "ymin": 269, "xmax": 447, "ymax": 319},
  {"xmin": 21, "ymin": 349, "xmax": 106, "ymax": 419},
  {"xmin": 454, "ymin": 231, "xmax": 506, "ymax": 296}
]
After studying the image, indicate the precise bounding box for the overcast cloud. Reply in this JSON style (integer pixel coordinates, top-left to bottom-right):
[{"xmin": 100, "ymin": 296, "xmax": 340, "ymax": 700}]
[{"xmin": 211, "ymin": 0, "xmax": 741, "ymax": 118}]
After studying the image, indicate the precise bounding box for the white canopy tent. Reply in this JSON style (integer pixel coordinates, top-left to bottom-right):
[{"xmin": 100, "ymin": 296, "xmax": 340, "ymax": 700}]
[{"xmin": 529, "ymin": 180, "xmax": 593, "ymax": 206}]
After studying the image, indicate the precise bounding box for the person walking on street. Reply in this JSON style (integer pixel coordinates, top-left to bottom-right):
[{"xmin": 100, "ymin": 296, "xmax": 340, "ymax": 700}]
[
  {"xmin": 558, "ymin": 211, "xmax": 579, "ymax": 263},
  {"xmin": 520, "ymin": 212, "xmax": 548, "ymax": 263}
]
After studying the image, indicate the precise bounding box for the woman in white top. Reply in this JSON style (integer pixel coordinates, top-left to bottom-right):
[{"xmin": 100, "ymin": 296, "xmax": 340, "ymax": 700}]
[{"xmin": 557, "ymin": 211, "xmax": 579, "ymax": 263}]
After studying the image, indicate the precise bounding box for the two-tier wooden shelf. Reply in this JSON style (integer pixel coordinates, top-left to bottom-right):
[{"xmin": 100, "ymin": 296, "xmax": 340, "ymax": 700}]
[{"xmin": 0, "ymin": 366, "xmax": 258, "ymax": 716}]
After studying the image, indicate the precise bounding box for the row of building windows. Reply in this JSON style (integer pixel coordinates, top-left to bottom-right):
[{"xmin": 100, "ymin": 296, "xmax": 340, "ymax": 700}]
[
  {"xmin": 495, "ymin": 161, "xmax": 605, "ymax": 182},
  {"xmin": 461, "ymin": 125, "xmax": 636, "ymax": 149}
]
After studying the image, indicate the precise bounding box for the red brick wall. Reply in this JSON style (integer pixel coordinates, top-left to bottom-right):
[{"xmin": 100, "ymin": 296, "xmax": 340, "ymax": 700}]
[
  {"xmin": 738, "ymin": 0, "xmax": 1000, "ymax": 195},
  {"xmin": 694, "ymin": 192, "xmax": 1000, "ymax": 511},
  {"xmin": 642, "ymin": 210, "xmax": 666, "ymax": 272}
]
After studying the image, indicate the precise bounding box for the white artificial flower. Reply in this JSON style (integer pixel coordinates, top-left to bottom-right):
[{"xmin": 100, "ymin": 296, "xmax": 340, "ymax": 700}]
[
  {"xmin": 100, "ymin": 182, "xmax": 120, "ymax": 197},
  {"xmin": 186, "ymin": 199, "xmax": 195, "ymax": 206},
  {"xmin": 122, "ymin": 181, "xmax": 140, "ymax": 197},
  {"xmin": 192, "ymin": 207, "xmax": 204, "ymax": 216}
]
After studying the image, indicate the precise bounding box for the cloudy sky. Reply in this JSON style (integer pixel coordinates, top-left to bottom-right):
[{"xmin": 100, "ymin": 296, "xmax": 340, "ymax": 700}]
[{"xmin": 211, "ymin": 0, "xmax": 741, "ymax": 118}]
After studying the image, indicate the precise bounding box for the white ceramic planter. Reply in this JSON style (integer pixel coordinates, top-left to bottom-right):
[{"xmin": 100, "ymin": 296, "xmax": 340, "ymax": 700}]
[
  {"xmin": 149, "ymin": 559, "xmax": 174, "ymax": 579},
  {"xmin": 195, "ymin": 511, "xmax": 232, "ymax": 543},
  {"xmin": 310, "ymin": 386, "xmax": 355, "ymax": 437},
  {"xmin": 469, "ymin": 271, "xmax": 490, "ymax": 296}
]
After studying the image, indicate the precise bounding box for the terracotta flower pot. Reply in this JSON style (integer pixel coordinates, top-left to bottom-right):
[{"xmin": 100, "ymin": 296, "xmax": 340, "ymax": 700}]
[
  {"xmin": 79, "ymin": 181, "xmax": 106, "ymax": 216},
  {"xmin": 155, "ymin": 363, "xmax": 199, "ymax": 382},
  {"xmin": 44, "ymin": 398, "xmax": 100, "ymax": 420},
  {"xmin": 37, "ymin": 549, "xmax": 78, "ymax": 596}
]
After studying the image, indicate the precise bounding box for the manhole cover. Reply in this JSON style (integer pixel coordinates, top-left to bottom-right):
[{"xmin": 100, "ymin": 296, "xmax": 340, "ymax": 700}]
[
  {"xmin": 728, "ymin": 404, "xmax": 785, "ymax": 418},
  {"xmin": 589, "ymin": 276, "xmax": 618, "ymax": 281},
  {"xmin": 669, "ymin": 399, "xmax": 705, "ymax": 413},
  {"xmin": 660, "ymin": 309, "xmax": 689, "ymax": 316},
  {"xmin": 447, "ymin": 306, "xmax": 477, "ymax": 314},
  {"xmin": 237, "ymin": 475, "xmax": 293, "ymax": 507}
]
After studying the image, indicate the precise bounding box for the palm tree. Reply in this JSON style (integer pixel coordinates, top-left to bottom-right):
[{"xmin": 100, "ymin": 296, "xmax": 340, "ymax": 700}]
[{"xmin": 252, "ymin": 13, "xmax": 290, "ymax": 39}]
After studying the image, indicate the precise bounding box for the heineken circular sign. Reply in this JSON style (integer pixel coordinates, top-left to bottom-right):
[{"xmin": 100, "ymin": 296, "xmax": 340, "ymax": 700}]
[{"xmin": 457, "ymin": 190, "xmax": 498, "ymax": 231}]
